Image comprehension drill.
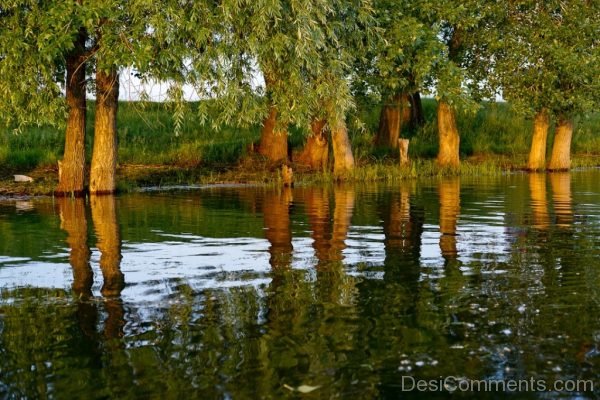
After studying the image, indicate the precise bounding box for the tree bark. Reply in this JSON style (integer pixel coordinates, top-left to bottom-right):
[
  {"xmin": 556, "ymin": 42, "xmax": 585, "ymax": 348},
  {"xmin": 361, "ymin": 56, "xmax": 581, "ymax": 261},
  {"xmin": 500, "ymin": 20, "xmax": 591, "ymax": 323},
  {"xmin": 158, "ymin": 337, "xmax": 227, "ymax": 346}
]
[
  {"xmin": 436, "ymin": 100, "xmax": 460, "ymax": 167},
  {"xmin": 331, "ymin": 121, "xmax": 355, "ymax": 176},
  {"xmin": 527, "ymin": 109, "xmax": 550, "ymax": 171},
  {"xmin": 258, "ymin": 106, "xmax": 288, "ymax": 162},
  {"xmin": 548, "ymin": 118, "xmax": 574, "ymax": 171},
  {"xmin": 90, "ymin": 68, "xmax": 119, "ymax": 194},
  {"xmin": 376, "ymin": 93, "xmax": 410, "ymax": 149},
  {"xmin": 398, "ymin": 139, "xmax": 410, "ymax": 167},
  {"xmin": 296, "ymin": 119, "xmax": 328, "ymax": 170},
  {"xmin": 55, "ymin": 27, "xmax": 87, "ymax": 196}
]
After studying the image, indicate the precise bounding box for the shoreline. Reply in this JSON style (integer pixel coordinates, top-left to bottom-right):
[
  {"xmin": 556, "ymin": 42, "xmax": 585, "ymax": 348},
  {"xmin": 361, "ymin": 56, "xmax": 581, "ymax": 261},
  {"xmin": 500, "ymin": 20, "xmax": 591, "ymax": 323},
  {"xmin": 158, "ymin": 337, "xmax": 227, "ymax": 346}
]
[{"xmin": 1, "ymin": 154, "xmax": 599, "ymax": 198}]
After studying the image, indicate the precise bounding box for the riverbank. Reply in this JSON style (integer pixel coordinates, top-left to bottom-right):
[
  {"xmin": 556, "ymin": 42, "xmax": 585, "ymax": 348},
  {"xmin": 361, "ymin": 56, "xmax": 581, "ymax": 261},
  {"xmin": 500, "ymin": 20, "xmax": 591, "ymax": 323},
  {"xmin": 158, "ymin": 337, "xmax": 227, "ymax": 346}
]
[
  {"xmin": 2, "ymin": 98, "xmax": 599, "ymax": 196},
  {"xmin": 2, "ymin": 154, "xmax": 599, "ymax": 196}
]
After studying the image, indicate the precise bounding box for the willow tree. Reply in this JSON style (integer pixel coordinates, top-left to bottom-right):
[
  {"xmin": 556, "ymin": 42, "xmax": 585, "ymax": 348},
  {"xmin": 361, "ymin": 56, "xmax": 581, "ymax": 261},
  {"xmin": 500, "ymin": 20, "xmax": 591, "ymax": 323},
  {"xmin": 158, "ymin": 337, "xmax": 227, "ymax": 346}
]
[
  {"xmin": 405, "ymin": 1, "xmax": 497, "ymax": 167},
  {"xmin": 0, "ymin": 1, "xmax": 91, "ymax": 195},
  {"xmin": 357, "ymin": 1, "xmax": 441, "ymax": 149},
  {"xmin": 200, "ymin": 0, "xmax": 373, "ymax": 174},
  {"xmin": 296, "ymin": 0, "xmax": 374, "ymax": 174},
  {"xmin": 486, "ymin": 1, "xmax": 600, "ymax": 171}
]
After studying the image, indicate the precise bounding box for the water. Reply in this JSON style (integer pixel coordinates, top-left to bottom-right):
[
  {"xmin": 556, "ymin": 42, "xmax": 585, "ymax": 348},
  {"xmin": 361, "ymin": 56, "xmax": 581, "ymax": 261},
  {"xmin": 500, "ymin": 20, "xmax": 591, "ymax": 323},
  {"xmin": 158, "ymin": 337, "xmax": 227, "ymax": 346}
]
[{"xmin": 1, "ymin": 171, "xmax": 599, "ymax": 399}]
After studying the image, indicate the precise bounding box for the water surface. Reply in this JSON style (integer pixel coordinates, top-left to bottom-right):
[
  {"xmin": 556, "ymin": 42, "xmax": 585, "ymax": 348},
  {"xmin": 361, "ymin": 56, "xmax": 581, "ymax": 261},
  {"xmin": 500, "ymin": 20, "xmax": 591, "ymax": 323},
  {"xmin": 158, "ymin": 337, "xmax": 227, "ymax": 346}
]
[{"xmin": 1, "ymin": 171, "xmax": 599, "ymax": 398}]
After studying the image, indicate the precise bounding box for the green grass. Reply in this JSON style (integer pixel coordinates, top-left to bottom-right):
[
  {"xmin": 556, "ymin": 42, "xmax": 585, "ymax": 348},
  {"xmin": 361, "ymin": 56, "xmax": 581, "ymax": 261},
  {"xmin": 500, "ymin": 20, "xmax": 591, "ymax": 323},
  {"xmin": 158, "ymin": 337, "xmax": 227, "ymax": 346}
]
[{"xmin": 1, "ymin": 98, "xmax": 599, "ymax": 191}]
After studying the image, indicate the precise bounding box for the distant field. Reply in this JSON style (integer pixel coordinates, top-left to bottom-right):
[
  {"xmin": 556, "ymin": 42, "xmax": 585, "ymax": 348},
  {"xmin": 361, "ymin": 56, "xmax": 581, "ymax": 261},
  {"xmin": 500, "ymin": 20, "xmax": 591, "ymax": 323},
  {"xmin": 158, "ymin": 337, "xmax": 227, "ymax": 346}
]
[{"xmin": 1, "ymin": 98, "xmax": 599, "ymax": 175}]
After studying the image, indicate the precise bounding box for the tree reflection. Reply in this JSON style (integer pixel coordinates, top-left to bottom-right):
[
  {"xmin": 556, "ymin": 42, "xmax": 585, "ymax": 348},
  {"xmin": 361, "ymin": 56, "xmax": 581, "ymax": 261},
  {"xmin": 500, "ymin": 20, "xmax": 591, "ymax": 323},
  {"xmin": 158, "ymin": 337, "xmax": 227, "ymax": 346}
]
[
  {"xmin": 380, "ymin": 184, "xmax": 424, "ymax": 282},
  {"xmin": 262, "ymin": 187, "xmax": 294, "ymax": 269},
  {"xmin": 439, "ymin": 178, "xmax": 460, "ymax": 264},
  {"xmin": 57, "ymin": 197, "xmax": 96, "ymax": 339},
  {"xmin": 529, "ymin": 173, "xmax": 550, "ymax": 229},
  {"xmin": 91, "ymin": 195, "xmax": 125, "ymax": 340},
  {"xmin": 549, "ymin": 172, "xmax": 573, "ymax": 228}
]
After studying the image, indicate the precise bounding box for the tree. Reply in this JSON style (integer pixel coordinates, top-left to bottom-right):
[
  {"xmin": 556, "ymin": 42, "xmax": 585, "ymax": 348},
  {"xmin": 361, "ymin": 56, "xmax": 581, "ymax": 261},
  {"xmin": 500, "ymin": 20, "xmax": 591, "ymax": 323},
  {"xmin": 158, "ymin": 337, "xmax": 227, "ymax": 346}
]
[
  {"xmin": 486, "ymin": 0, "xmax": 600, "ymax": 171},
  {"xmin": 410, "ymin": 1, "xmax": 498, "ymax": 167},
  {"xmin": 0, "ymin": 1, "xmax": 92, "ymax": 195},
  {"xmin": 355, "ymin": 2, "xmax": 441, "ymax": 150}
]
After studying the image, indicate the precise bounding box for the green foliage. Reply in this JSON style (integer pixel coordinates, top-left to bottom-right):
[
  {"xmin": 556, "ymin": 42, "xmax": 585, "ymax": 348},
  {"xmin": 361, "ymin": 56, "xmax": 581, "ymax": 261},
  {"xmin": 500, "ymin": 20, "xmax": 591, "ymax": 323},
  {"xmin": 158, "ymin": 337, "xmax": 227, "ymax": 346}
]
[{"xmin": 483, "ymin": 0, "xmax": 600, "ymax": 119}]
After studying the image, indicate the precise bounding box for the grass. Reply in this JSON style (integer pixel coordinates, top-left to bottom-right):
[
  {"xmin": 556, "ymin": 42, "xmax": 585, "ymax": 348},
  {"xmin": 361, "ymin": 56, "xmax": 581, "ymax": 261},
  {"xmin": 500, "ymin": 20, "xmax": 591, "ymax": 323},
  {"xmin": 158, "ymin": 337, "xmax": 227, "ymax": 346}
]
[{"xmin": 1, "ymin": 98, "xmax": 599, "ymax": 195}]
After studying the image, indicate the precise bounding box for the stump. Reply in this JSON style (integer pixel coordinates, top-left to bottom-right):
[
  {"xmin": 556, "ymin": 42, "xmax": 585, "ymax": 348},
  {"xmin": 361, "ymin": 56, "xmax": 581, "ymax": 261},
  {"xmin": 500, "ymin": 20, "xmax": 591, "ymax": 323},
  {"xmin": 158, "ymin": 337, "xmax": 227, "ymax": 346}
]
[
  {"xmin": 398, "ymin": 138, "xmax": 410, "ymax": 167},
  {"xmin": 282, "ymin": 165, "xmax": 294, "ymax": 187}
]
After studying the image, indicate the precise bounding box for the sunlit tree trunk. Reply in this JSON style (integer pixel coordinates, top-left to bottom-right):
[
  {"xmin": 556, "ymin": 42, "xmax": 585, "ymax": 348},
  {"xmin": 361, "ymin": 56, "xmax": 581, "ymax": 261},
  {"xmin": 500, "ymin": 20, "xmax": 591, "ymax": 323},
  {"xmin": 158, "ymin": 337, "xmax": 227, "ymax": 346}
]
[
  {"xmin": 331, "ymin": 121, "xmax": 355, "ymax": 176},
  {"xmin": 548, "ymin": 118, "xmax": 574, "ymax": 171},
  {"xmin": 527, "ymin": 109, "xmax": 550, "ymax": 171},
  {"xmin": 258, "ymin": 74, "xmax": 287, "ymax": 162},
  {"xmin": 529, "ymin": 173, "xmax": 550, "ymax": 229},
  {"xmin": 296, "ymin": 118, "xmax": 328, "ymax": 170},
  {"xmin": 90, "ymin": 68, "xmax": 119, "ymax": 194},
  {"xmin": 376, "ymin": 93, "xmax": 410, "ymax": 148},
  {"xmin": 263, "ymin": 188, "xmax": 294, "ymax": 268},
  {"xmin": 56, "ymin": 27, "xmax": 87, "ymax": 196},
  {"xmin": 549, "ymin": 172, "xmax": 573, "ymax": 227},
  {"xmin": 258, "ymin": 106, "xmax": 288, "ymax": 163},
  {"xmin": 436, "ymin": 100, "xmax": 460, "ymax": 168},
  {"xmin": 439, "ymin": 178, "xmax": 460, "ymax": 262},
  {"xmin": 91, "ymin": 195, "xmax": 125, "ymax": 339}
]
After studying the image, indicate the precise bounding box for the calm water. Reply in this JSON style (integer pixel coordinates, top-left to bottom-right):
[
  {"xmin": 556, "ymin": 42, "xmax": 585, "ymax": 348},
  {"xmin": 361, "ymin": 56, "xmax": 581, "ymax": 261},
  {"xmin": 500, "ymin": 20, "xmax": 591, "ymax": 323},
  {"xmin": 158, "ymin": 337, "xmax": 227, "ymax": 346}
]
[{"xmin": 1, "ymin": 171, "xmax": 599, "ymax": 399}]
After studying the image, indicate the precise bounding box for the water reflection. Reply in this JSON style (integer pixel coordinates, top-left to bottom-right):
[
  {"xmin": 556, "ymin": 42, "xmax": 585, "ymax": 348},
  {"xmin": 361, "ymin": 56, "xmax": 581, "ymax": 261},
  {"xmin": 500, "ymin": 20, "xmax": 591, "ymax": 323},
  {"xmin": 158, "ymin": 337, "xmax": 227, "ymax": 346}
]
[
  {"xmin": 438, "ymin": 178, "xmax": 460, "ymax": 264},
  {"xmin": 1, "ymin": 173, "xmax": 600, "ymax": 398},
  {"xmin": 380, "ymin": 184, "xmax": 424, "ymax": 282},
  {"xmin": 529, "ymin": 173, "xmax": 550, "ymax": 230},
  {"xmin": 263, "ymin": 188, "xmax": 294, "ymax": 268},
  {"xmin": 550, "ymin": 172, "xmax": 573, "ymax": 228},
  {"xmin": 58, "ymin": 196, "xmax": 125, "ymax": 341},
  {"xmin": 58, "ymin": 198, "xmax": 93, "ymax": 299},
  {"xmin": 298, "ymin": 186, "xmax": 355, "ymax": 267}
]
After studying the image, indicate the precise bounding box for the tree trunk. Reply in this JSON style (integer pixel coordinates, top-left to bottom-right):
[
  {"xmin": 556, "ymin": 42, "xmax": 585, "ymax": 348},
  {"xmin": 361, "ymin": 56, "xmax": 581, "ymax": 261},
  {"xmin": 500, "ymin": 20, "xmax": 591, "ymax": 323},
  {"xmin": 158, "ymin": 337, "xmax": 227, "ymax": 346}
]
[
  {"xmin": 331, "ymin": 121, "xmax": 355, "ymax": 176},
  {"xmin": 527, "ymin": 109, "xmax": 550, "ymax": 171},
  {"xmin": 258, "ymin": 106, "xmax": 288, "ymax": 162},
  {"xmin": 409, "ymin": 91, "xmax": 425, "ymax": 128},
  {"xmin": 436, "ymin": 100, "xmax": 460, "ymax": 167},
  {"xmin": 376, "ymin": 93, "xmax": 410, "ymax": 148},
  {"xmin": 55, "ymin": 27, "xmax": 87, "ymax": 196},
  {"xmin": 548, "ymin": 118, "xmax": 574, "ymax": 171},
  {"xmin": 90, "ymin": 68, "xmax": 119, "ymax": 194},
  {"xmin": 398, "ymin": 139, "xmax": 410, "ymax": 167},
  {"xmin": 296, "ymin": 119, "xmax": 328, "ymax": 170}
]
